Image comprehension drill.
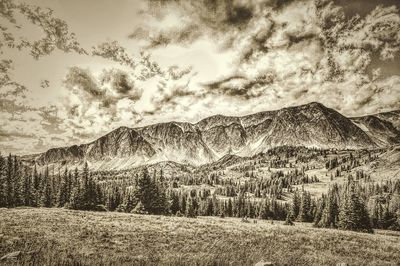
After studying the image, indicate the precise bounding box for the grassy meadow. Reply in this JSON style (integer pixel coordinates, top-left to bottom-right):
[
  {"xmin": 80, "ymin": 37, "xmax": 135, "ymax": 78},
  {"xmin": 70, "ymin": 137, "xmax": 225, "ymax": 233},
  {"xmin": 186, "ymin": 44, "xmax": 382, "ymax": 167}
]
[{"xmin": 0, "ymin": 208, "xmax": 400, "ymax": 266}]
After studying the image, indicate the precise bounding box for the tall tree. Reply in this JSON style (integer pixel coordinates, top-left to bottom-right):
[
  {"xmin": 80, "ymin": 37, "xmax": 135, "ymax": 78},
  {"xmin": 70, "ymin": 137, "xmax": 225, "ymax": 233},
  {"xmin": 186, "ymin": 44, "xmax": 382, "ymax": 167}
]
[
  {"xmin": 5, "ymin": 154, "xmax": 14, "ymax": 207},
  {"xmin": 40, "ymin": 166, "xmax": 52, "ymax": 207},
  {"xmin": 0, "ymin": 153, "xmax": 6, "ymax": 207},
  {"xmin": 318, "ymin": 186, "xmax": 339, "ymax": 228},
  {"xmin": 290, "ymin": 190, "xmax": 301, "ymax": 220},
  {"xmin": 298, "ymin": 190, "xmax": 312, "ymax": 222},
  {"xmin": 56, "ymin": 168, "xmax": 69, "ymax": 207},
  {"xmin": 338, "ymin": 182, "xmax": 372, "ymax": 233}
]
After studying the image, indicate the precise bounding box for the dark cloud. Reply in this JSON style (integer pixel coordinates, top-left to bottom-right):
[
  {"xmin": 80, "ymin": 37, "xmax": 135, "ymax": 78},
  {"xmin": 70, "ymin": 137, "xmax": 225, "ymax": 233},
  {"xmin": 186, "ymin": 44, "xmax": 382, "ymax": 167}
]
[
  {"xmin": 335, "ymin": 0, "xmax": 400, "ymax": 18},
  {"xmin": 275, "ymin": 0, "xmax": 297, "ymax": 9},
  {"xmin": 64, "ymin": 67, "xmax": 104, "ymax": 98},
  {"xmin": 100, "ymin": 69, "xmax": 142, "ymax": 99},
  {"xmin": 204, "ymin": 73, "xmax": 275, "ymax": 99}
]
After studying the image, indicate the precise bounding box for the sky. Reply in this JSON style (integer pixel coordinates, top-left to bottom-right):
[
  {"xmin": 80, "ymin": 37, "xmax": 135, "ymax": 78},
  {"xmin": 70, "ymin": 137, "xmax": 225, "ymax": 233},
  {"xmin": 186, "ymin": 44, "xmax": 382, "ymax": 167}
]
[{"xmin": 1, "ymin": 0, "xmax": 400, "ymax": 155}]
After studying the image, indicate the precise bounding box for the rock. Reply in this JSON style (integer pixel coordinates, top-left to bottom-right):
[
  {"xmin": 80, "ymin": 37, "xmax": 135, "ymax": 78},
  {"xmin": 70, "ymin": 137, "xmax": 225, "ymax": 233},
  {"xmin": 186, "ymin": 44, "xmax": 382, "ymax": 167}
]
[
  {"xmin": 254, "ymin": 259, "xmax": 273, "ymax": 266},
  {"xmin": 0, "ymin": 251, "xmax": 21, "ymax": 261},
  {"xmin": 336, "ymin": 263, "xmax": 347, "ymax": 266}
]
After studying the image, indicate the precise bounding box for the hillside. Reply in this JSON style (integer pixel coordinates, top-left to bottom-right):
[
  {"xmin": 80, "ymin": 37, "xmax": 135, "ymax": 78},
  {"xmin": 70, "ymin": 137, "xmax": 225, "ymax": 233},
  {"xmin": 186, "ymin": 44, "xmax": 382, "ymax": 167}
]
[
  {"xmin": 0, "ymin": 208, "xmax": 399, "ymax": 266},
  {"xmin": 32, "ymin": 102, "xmax": 400, "ymax": 170}
]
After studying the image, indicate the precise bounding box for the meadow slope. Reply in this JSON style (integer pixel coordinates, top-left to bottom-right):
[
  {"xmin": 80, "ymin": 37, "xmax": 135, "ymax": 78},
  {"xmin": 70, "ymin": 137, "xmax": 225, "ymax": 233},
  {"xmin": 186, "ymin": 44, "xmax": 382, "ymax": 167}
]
[{"xmin": 1, "ymin": 208, "xmax": 400, "ymax": 265}]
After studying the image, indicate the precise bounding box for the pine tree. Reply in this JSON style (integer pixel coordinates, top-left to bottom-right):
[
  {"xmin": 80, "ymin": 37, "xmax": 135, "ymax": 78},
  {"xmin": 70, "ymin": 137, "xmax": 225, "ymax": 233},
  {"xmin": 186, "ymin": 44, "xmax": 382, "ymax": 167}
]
[
  {"xmin": 21, "ymin": 165, "xmax": 32, "ymax": 206},
  {"xmin": 40, "ymin": 167, "xmax": 52, "ymax": 207},
  {"xmin": 313, "ymin": 195, "xmax": 326, "ymax": 227},
  {"xmin": 5, "ymin": 154, "xmax": 14, "ymax": 207},
  {"xmin": 56, "ymin": 168, "xmax": 69, "ymax": 207},
  {"xmin": 318, "ymin": 186, "xmax": 339, "ymax": 228},
  {"xmin": 290, "ymin": 190, "xmax": 300, "ymax": 220},
  {"xmin": 120, "ymin": 187, "xmax": 135, "ymax": 213},
  {"xmin": 133, "ymin": 168, "xmax": 163, "ymax": 214},
  {"xmin": 185, "ymin": 196, "xmax": 196, "ymax": 218},
  {"xmin": 13, "ymin": 156, "xmax": 23, "ymax": 206},
  {"xmin": 298, "ymin": 190, "xmax": 312, "ymax": 222},
  {"xmin": 168, "ymin": 191, "xmax": 180, "ymax": 215},
  {"xmin": 0, "ymin": 153, "xmax": 6, "ymax": 207},
  {"xmin": 338, "ymin": 182, "xmax": 373, "ymax": 233},
  {"xmin": 68, "ymin": 168, "xmax": 82, "ymax": 210}
]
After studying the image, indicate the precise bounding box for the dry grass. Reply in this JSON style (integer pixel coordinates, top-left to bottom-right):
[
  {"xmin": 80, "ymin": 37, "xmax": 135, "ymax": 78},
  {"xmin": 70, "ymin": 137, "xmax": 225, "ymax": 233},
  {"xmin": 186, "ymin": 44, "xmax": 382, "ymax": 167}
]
[{"xmin": 0, "ymin": 208, "xmax": 399, "ymax": 266}]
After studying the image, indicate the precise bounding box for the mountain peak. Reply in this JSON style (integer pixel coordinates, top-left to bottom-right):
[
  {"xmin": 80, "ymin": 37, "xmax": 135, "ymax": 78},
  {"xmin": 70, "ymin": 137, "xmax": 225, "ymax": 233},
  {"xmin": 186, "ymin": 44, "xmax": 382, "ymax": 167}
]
[{"xmin": 34, "ymin": 103, "xmax": 400, "ymax": 170}]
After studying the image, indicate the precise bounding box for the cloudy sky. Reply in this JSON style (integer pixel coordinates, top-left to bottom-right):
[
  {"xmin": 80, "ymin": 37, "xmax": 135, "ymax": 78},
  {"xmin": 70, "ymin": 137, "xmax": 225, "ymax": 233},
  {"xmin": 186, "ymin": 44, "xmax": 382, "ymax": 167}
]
[{"xmin": 1, "ymin": 0, "xmax": 400, "ymax": 155}]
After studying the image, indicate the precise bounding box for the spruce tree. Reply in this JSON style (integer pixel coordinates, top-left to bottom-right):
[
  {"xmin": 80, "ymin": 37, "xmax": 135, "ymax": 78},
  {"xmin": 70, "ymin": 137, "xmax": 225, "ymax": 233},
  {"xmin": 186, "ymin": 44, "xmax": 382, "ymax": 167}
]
[
  {"xmin": 56, "ymin": 168, "xmax": 69, "ymax": 207},
  {"xmin": 185, "ymin": 196, "xmax": 196, "ymax": 218},
  {"xmin": 338, "ymin": 182, "xmax": 373, "ymax": 233},
  {"xmin": 318, "ymin": 187, "xmax": 339, "ymax": 228},
  {"xmin": 133, "ymin": 168, "xmax": 162, "ymax": 214},
  {"xmin": 298, "ymin": 190, "xmax": 312, "ymax": 222},
  {"xmin": 22, "ymin": 165, "xmax": 32, "ymax": 206},
  {"xmin": 13, "ymin": 156, "xmax": 23, "ymax": 206},
  {"xmin": 0, "ymin": 153, "xmax": 6, "ymax": 207},
  {"xmin": 5, "ymin": 154, "xmax": 14, "ymax": 207},
  {"xmin": 40, "ymin": 167, "xmax": 52, "ymax": 207},
  {"xmin": 313, "ymin": 195, "xmax": 326, "ymax": 227},
  {"xmin": 290, "ymin": 191, "xmax": 300, "ymax": 220}
]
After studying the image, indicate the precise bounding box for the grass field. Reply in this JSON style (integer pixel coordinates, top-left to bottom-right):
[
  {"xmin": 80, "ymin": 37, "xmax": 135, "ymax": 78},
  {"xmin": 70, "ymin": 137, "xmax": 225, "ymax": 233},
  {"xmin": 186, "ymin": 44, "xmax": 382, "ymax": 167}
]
[{"xmin": 1, "ymin": 208, "xmax": 400, "ymax": 265}]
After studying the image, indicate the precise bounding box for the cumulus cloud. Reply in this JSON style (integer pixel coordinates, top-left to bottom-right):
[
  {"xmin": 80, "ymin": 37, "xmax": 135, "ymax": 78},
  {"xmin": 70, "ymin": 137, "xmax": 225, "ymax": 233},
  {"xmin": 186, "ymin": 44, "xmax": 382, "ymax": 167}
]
[
  {"xmin": 100, "ymin": 68, "xmax": 141, "ymax": 99},
  {"xmin": 64, "ymin": 67, "xmax": 104, "ymax": 99}
]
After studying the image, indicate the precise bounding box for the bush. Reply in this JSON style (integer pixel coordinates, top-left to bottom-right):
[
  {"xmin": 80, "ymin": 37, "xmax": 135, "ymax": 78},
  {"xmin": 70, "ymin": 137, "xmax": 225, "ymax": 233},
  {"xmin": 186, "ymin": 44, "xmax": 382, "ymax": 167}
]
[{"xmin": 94, "ymin": 205, "xmax": 108, "ymax": 212}]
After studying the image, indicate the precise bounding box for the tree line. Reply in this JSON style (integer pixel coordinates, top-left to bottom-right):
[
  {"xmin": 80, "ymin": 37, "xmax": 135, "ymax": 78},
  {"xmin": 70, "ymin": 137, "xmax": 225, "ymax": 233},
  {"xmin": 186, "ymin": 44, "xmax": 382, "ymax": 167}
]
[{"xmin": 1, "ymin": 153, "xmax": 400, "ymax": 233}]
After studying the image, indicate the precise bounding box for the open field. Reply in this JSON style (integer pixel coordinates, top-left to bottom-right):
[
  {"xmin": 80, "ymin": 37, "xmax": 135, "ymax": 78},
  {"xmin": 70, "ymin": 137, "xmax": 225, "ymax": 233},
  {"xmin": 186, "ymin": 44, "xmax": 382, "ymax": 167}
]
[{"xmin": 1, "ymin": 208, "xmax": 400, "ymax": 265}]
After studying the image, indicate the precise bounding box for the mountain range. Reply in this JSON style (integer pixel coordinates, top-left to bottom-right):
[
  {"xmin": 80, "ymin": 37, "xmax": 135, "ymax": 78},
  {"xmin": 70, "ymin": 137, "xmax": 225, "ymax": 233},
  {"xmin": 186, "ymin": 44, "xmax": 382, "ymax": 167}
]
[{"xmin": 33, "ymin": 102, "xmax": 400, "ymax": 170}]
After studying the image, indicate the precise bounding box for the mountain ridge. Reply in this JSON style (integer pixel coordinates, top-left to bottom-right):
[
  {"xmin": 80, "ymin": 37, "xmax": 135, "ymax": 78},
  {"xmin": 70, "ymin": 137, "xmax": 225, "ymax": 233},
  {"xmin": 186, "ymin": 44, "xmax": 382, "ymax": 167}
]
[{"xmin": 33, "ymin": 102, "xmax": 400, "ymax": 170}]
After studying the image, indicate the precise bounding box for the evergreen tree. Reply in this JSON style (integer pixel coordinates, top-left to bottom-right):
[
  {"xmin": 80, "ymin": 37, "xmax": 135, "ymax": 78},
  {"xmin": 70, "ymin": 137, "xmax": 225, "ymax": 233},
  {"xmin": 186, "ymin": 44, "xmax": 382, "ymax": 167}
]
[
  {"xmin": 68, "ymin": 168, "xmax": 82, "ymax": 210},
  {"xmin": 185, "ymin": 196, "xmax": 196, "ymax": 218},
  {"xmin": 298, "ymin": 190, "xmax": 312, "ymax": 222},
  {"xmin": 318, "ymin": 186, "xmax": 339, "ymax": 228},
  {"xmin": 290, "ymin": 190, "xmax": 300, "ymax": 220},
  {"xmin": 56, "ymin": 168, "xmax": 69, "ymax": 207},
  {"xmin": 313, "ymin": 195, "xmax": 326, "ymax": 226},
  {"xmin": 40, "ymin": 166, "xmax": 52, "ymax": 207},
  {"xmin": 133, "ymin": 168, "xmax": 165, "ymax": 214},
  {"xmin": 21, "ymin": 165, "xmax": 32, "ymax": 206},
  {"xmin": 13, "ymin": 156, "xmax": 23, "ymax": 206},
  {"xmin": 5, "ymin": 154, "xmax": 14, "ymax": 207},
  {"xmin": 338, "ymin": 182, "xmax": 373, "ymax": 233},
  {"xmin": 0, "ymin": 153, "xmax": 6, "ymax": 207}
]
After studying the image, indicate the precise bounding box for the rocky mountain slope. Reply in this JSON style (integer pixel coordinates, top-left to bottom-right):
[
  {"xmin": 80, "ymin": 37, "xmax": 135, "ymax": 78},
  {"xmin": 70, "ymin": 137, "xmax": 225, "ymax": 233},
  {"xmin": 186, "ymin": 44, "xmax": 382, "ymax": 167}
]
[{"xmin": 34, "ymin": 102, "xmax": 400, "ymax": 170}]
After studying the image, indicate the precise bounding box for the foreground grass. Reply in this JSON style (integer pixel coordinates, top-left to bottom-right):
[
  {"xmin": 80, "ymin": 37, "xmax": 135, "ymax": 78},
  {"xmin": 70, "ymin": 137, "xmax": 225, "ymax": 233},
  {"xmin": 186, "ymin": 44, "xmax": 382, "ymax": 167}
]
[{"xmin": 0, "ymin": 208, "xmax": 399, "ymax": 265}]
